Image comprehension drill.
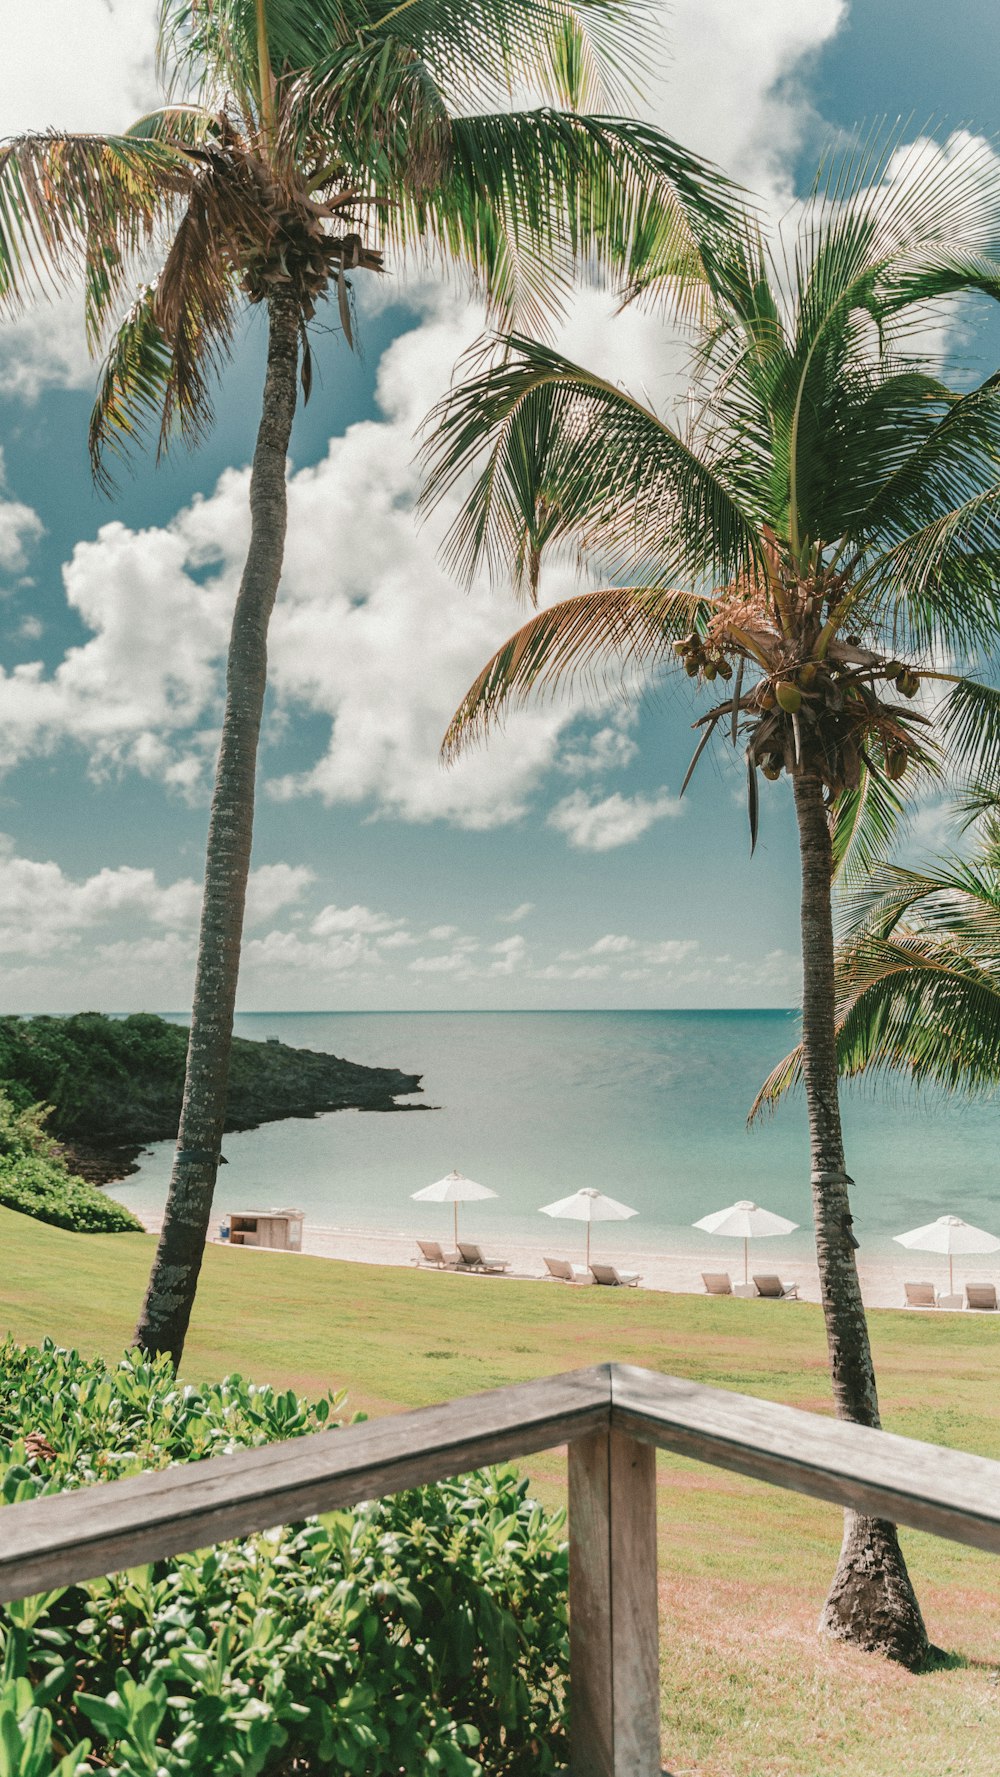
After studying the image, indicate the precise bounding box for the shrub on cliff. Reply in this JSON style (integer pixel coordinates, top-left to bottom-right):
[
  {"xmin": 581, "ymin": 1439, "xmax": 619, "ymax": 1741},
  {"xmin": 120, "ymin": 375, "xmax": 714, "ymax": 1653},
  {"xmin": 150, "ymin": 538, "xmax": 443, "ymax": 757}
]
[
  {"xmin": 0, "ymin": 1094, "xmax": 141, "ymax": 1234},
  {"xmin": 0, "ymin": 1341, "xmax": 569, "ymax": 1774}
]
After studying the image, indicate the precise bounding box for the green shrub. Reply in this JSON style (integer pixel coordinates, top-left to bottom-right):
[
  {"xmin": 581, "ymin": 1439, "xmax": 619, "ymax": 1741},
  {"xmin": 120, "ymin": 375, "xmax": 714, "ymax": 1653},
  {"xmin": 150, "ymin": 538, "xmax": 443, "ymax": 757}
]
[
  {"xmin": 0, "ymin": 1094, "xmax": 141, "ymax": 1234},
  {"xmin": 0, "ymin": 1341, "xmax": 569, "ymax": 1774}
]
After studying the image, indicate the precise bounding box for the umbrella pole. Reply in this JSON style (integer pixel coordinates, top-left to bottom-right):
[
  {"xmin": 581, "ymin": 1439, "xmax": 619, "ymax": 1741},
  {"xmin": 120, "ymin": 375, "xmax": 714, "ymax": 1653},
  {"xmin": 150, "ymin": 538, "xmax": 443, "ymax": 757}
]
[
  {"xmin": 586, "ymin": 1221, "xmax": 591, "ymax": 1269},
  {"xmin": 949, "ymin": 1253, "xmax": 954, "ymax": 1297},
  {"xmin": 454, "ymin": 1200, "xmax": 458, "ymax": 1251},
  {"xmin": 744, "ymin": 1237, "xmax": 749, "ymax": 1285}
]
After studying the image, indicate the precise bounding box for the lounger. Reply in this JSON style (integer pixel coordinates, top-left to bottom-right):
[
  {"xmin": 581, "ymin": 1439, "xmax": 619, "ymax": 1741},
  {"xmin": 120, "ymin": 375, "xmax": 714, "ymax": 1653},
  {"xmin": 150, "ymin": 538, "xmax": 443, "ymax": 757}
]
[
  {"xmin": 753, "ymin": 1274, "xmax": 800, "ymax": 1300},
  {"xmin": 457, "ymin": 1241, "xmax": 510, "ymax": 1274},
  {"xmin": 701, "ymin": 1272, "xmax": 733, "ymax": 1296},
  {"xmin": 416, "ymin": 1239, "xmax": 459, "ymax": 1268},
  {"xmin": 904, "ymin": 1281, "xmax": 937, "ymax": 1308},
  {"xmin": 965, "ymin": 1281, "xmax": 998, "ymax": 1311},
  {"xmin": 590, "ymin": 1262, "xmax": 641, "ymax": 1287},
  {"xmin": 544, "ymin": 1256, "xmax": 592, "ymax": 1283}
]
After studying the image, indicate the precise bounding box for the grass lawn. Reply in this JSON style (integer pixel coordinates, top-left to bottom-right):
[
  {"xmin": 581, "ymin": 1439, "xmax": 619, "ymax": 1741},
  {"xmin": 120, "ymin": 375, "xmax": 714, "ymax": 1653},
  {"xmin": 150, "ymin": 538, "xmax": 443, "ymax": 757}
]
[{"xmin": 3, "ymin": 1206, "xmax": 999, "ymax": 1775}]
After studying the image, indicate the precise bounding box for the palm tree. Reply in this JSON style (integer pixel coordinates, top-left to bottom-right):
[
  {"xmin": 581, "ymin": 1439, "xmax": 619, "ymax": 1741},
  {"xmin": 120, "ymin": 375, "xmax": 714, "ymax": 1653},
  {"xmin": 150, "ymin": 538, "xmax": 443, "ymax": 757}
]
[
  {"xmin": 420, "ymin": 132, "xmax": 1000, "ymax": 1666},
  {"xmin": 0, "ymin": 0, "xmax": 737, "ymax": 1367},
  {"xmin": 753, "ymin": 796, "xmax": 1000, "ymax": 1104}
]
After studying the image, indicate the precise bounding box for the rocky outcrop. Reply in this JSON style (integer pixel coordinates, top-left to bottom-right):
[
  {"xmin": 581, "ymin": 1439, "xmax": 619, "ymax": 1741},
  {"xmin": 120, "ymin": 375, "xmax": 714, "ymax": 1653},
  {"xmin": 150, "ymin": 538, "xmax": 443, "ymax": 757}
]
[{"xmin": 0, "ymin": 1013, "xmax": 427, "ymax": 1186}]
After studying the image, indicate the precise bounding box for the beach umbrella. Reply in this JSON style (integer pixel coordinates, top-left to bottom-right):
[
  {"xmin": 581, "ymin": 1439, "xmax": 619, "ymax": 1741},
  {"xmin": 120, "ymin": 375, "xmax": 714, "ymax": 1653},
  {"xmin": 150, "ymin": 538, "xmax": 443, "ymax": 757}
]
[
  {"xmin": 539, "ymin": 1186, "xmax": 638, "ymax": 1267},
  {"xmin": 411, "ymin": 1169, "xmax": 497, "ymax": 1247},
  {"xmin": 693, "ymin": 1199, "xmax": 798, "ymax": 1285},
  {"xmin": 893, "ymin": 1214, "xmax": 1000, "ymax": 1297}
]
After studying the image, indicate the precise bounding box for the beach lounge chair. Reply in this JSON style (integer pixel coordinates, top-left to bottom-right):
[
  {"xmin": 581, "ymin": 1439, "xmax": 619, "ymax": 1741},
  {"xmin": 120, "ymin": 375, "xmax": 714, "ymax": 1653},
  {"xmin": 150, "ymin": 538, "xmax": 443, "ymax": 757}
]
[
  {"xmin": 965, "ymin": 1282, "xmax": 998, "ymax": 1311},
  {"xmin": 904, "ymin": 1281, "xmax": 937, "ymax": 1308},
  {"xmin": 701, "ymin": 1272, "xmax": 733, "ymax": 1295},
  {"xmin": 753, "ymin": 1274, "xmax": 800, "ymax": 1300},
  {"xmin": 544, "ymin": 1256, "xmax": 592, "ymax": 1283},
  {"xmin": 590, "ymin": 1262, "xmax": 641, "ymax": 1287},
  {"xmin": 457, "ymin": 1241, "xmax": 510, "ymax": 1274},
  {"xmin": 416, "ymin": 1239, "xmax": 459, "ymax": 1268}
]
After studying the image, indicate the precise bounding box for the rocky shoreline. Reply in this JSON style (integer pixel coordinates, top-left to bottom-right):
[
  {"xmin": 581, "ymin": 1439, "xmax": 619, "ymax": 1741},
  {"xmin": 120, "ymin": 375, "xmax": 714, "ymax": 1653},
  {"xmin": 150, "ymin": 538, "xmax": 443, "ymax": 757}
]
[{"xmin": 0, "ymin": 1013, "xmax": 428, "ymax": 1188}]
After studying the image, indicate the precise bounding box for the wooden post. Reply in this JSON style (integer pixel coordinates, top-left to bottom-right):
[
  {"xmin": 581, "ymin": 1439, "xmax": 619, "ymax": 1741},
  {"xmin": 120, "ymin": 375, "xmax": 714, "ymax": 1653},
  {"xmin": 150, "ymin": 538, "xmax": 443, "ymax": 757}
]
[{"xmin": 568, "ymin": 1427, "xmax": 661, "ymax": 1776}]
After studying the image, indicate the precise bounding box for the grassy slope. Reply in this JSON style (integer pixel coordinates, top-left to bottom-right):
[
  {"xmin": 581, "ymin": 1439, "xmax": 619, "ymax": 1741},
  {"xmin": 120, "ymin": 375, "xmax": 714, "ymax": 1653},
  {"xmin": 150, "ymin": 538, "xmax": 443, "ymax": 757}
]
[{"xmin": 2, "ymin": 1207, "xmax": 998, "ymax": 1775}]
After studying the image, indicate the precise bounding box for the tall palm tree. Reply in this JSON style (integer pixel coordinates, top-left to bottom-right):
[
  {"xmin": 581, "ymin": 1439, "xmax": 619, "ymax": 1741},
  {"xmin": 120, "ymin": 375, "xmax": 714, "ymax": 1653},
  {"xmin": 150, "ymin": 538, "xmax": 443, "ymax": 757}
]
[
  {"xmin": 0, "ymin": 0, "xmax": 737, "ymax": 1367},
  {"xmin": 753, "ymin": 797, "xmax": 1000, "ymax": 1103},
  {"xmin": 420, "ymin": 132, "xmax": 1000, "ymax": 1666}
]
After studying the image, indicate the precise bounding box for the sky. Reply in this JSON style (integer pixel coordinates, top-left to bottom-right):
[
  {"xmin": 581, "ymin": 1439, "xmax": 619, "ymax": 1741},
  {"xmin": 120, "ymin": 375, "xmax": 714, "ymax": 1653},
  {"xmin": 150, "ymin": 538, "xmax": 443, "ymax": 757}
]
[{"xmin": 0, "ymin": 0, "xmax": 998, "ymax": 1014}]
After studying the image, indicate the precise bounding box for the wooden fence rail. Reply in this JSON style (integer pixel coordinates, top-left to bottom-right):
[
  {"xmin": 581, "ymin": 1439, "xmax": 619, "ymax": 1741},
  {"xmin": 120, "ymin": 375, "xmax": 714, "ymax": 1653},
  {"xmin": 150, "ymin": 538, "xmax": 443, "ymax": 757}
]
[{"xmin": 3, "ymin": 1362, "xmax": 1000, "ymax": 1775}]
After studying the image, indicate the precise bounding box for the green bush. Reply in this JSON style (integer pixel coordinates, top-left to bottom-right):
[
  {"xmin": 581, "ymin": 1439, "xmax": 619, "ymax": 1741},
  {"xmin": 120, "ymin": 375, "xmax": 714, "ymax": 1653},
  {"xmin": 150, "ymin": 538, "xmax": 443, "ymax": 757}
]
[
  {"xmin": 0, "ymin": 1341, "xmax": 569, "ymax": 1774},
  {"xmin": 0, "ymin": 1094, "xmax": 141, "ymax": 1233}
]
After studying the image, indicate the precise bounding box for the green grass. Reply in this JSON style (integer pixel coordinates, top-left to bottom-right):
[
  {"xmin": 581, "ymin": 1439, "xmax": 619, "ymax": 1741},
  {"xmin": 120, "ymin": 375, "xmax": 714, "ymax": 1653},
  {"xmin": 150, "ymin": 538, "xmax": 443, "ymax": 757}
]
[{"xmin": 2, "ymin": 1207, "xmax": 999, "ymax": 1775}]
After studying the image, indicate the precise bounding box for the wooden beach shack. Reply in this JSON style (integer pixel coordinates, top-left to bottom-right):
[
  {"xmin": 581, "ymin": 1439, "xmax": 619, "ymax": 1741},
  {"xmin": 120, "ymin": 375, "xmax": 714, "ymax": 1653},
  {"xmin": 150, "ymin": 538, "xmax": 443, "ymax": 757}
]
[{"xmin": 227, "ymin": 1208, "xmax": 304, "ymax": 1251}]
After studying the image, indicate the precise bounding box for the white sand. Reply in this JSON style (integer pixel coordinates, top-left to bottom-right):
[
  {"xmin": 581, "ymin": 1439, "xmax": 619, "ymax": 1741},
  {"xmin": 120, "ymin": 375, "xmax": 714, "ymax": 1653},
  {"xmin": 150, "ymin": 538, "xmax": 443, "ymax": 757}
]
[{"xmin": 132, "ymin": 1211, "xmax": 1000, "ymax": 1310}]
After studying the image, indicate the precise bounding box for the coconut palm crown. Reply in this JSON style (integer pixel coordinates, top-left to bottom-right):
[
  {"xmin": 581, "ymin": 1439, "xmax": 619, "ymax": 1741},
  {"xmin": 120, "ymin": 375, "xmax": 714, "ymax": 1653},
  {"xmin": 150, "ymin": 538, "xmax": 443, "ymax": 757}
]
[
  {"xmin": 421, "ymin": 130, "xmax": 1000, "ymax": 1669},
  {"xmin": 0, "ymin": 0, "xmax": 738, "ymax": 1369}
]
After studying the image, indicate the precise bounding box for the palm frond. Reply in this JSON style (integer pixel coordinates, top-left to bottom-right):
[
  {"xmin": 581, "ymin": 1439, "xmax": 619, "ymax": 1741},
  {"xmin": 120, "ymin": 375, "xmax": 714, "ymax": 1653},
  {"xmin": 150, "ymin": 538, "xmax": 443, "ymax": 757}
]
[
  {"xmin": 385, "ymin": 111, "xmax": 739, "ymax": 331},
  {"xmin": 422, "ymin": 333, "xmax": 761, "ymax": 593},
  {"xmin": 89, "ymin": 165, "xmax": 243, "ymax": 486},
  {"xmin": 830, "ymin": 763, "xmax": 907, "ymax": 886},
  {"xmin": 748, "ymin": 1042, "xmax": 803, "ymax": 1119},
  {"xmin": 0, "ymin": 131, "xmax": 188, "ymax": 325},
  {"xmin": 442, "ymin": 583, "xmax": 710, "ymax": 756},
  {"xmin": 88, "ymin": 286, "xmax": 175, "ymax": 490},
  {"xmin": 939, "ymin": 676, "xmax": 1000, "ymax": 787}
]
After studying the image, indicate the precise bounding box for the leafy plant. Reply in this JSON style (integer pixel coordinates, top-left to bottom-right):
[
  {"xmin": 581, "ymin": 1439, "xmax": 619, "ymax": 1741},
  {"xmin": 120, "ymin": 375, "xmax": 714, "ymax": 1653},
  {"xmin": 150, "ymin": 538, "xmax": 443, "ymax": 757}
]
[
  {"xmin": 0, "ymin": 1096, "xmax": 140, "ymax": 1236},
  {"xmin": 0, "ymin": 1342, "xmax": 568, "ymax": 1773}
]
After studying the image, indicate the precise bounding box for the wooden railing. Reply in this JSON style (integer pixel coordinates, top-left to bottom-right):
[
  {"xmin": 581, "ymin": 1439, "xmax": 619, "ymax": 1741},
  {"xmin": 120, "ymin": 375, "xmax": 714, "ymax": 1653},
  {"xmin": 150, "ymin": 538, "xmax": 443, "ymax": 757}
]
[{"xmin": 3, "ymin": 1363, "xmax": 1000, "ymax": 1776}]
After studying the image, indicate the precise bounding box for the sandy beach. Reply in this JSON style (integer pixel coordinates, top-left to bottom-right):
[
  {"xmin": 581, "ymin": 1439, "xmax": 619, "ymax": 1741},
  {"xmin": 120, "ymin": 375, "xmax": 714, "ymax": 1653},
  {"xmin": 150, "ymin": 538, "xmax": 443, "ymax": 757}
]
[{"xmin": 131, "ymin": 1211, "xmax": 1000, "ymax": 1310}]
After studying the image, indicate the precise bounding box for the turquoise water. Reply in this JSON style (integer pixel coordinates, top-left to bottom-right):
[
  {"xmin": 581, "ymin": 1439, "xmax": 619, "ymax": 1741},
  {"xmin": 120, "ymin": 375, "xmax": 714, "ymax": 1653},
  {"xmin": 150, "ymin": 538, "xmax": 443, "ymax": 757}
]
[{"xmin": 115, "ymin": 1011, "xmax": 1000, "ymax": 1261}]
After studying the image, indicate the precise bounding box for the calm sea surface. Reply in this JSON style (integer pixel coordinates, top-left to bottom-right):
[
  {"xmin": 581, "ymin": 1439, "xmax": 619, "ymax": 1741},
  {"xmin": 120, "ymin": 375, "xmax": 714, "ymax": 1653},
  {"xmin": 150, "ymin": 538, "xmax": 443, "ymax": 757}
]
[{"xmin": 115, "ymin": 1011, "xmax": 1000, "ymax": 1261}]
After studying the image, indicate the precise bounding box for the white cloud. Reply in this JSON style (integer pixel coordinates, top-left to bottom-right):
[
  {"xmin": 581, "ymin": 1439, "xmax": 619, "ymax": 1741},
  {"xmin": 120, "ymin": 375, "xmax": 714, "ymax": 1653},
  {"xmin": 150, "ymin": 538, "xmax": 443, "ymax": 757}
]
[
  {"xmin": 311, "ymin": 901, "xmax": 403, "ymax": 937},
  {"xmin": 0, "ymin": 838, "xmax": 310, "ymax": 959},
  {"xmin": 558, "ymin": 716, "xmax": 640, "ymax": 778},
  {"xmin": 498, "ymin": 901, "xmax": 534, "ymax": 923},
  {"xmin": 0, "ymin": 3, "xmax": 160, "ymax": 399},
  {"xmin": 244, "ymin": 864, "xmax": 315, "ymax": 928},
  {"xmin": 0, "ymin": 457, "xmax": 44, "ymax": 575},
  {"xmin": 409, "ymin": 951, "xmax": 473, "ymax": 974},
  {"xmin": 488, "ymin": 934, "xmax": 527, "ymax": 976},
  {"xmin": 547, "ymin": 788, "xmax": 683, "ymax": 851},
  {"xmin": 645, "ymin": 939, "xmax": 700, "ymax": 966}
]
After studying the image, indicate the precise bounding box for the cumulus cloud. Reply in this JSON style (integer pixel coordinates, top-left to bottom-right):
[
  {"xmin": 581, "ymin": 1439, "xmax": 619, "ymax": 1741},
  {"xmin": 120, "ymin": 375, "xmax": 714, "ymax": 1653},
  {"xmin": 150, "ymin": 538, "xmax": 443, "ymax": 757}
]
[
  {"xmin": 0, "ymin": 3, "xmax": 160, "ymax": 399},
  {"xmin": 0, "ymin": 453, "xmax": 44, "ymax": 575},
  {"xmin": 547, "ymin": 788, "xmax": 683, "ymax": 851},
  {"xmin": 0, "ymin": 838, "xmax": 310, "ymax": 959}
]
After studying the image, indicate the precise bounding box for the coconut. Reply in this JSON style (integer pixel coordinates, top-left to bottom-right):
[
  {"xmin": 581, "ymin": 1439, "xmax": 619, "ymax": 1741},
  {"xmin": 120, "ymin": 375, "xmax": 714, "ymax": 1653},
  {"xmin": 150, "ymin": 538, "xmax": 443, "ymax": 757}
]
[
  {"xmin": 798, "ymin": 661, "xmax": 819, "ymax": 689},
  {"xmin": 885, "ymin": 749, "xmax": 908, "ymax": 781},
  {"xmin": 898, "ymin": 670, "xmax": 920, "ymax": 698},
  {"xmin": 761, "ymin": 759, "xmax": 782, "ymax": 781},
  {"xmin": 775, "ymin": 681, "xmax": 803, "ymax": 714},
  {"xmin": 684, "ymin": 657, "xmax": 700, "ymax": 677}
]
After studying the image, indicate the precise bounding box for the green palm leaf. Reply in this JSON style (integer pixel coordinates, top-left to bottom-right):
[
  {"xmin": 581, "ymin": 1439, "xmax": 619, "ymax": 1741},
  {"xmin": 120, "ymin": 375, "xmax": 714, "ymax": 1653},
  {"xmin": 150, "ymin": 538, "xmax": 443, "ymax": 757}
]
[{"xmin": 442, "ymin": 583, "xmax": 711, "ymax": 755}]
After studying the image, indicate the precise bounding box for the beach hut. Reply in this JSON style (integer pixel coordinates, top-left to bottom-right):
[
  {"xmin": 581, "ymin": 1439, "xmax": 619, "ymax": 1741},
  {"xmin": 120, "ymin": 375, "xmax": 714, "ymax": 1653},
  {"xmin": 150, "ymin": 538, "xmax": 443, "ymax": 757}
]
[{"xmin": 228, "ymin": 1208, "xmax": 304, "ymax": 1251}]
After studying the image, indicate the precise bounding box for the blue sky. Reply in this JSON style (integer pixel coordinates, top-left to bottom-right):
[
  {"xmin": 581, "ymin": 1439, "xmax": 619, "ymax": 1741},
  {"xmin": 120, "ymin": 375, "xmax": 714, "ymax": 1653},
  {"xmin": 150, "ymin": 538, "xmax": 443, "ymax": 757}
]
[{"xmin": 1, "ymin": 0, "xmax": 998, "ymax": 1012}]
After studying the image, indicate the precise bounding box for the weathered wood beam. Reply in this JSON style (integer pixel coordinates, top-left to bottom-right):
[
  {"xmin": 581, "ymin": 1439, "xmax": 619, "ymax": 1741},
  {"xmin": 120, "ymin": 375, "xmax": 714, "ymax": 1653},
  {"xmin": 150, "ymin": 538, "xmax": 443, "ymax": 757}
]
[
  {"xmin": 569, "ymin": 1427, "xmax": 661, "ymax": 1777},
  {"xmin": 0, "ymin": 1366, "xmax": 611, "ymax": 1602},
  {"xmin": 611, "ymin": 1365, "xmax": 1000, "ymax": 1554}
]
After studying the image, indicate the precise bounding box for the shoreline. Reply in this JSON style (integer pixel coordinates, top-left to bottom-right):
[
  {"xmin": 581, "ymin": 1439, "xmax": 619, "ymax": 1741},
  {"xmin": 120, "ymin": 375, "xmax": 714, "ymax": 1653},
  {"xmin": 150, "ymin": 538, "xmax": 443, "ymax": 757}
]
[{"xmin": 131, "ymin": 1211, "xmax": 1000, "ymax": 1310}]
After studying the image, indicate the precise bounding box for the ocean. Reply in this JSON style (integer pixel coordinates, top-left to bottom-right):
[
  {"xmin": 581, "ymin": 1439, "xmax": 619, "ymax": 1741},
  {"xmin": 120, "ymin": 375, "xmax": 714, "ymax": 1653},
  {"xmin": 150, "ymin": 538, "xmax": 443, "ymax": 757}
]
[{"xmin": 112, "ymin": 1011, "xmax": 1000, "ymax": 1265}]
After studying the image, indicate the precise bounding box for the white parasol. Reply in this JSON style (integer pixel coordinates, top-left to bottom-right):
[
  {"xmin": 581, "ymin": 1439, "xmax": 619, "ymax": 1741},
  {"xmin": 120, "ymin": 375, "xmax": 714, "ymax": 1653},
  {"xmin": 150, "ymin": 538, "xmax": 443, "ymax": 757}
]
[
  {"xmin": 539, "ymin": 1186, "xmax": 638, "ymax": 1268},
  {"xmin": 893, "ymin": 1214, "xmax": 1000, "ymax": 1297},
  {"xmin": 693, "ymin": 1198, "xmax": 798, "ymax": 1284},
  {"xmin": 411, "ymin": 1169, "xmax": 497, "ymax": 1247}
]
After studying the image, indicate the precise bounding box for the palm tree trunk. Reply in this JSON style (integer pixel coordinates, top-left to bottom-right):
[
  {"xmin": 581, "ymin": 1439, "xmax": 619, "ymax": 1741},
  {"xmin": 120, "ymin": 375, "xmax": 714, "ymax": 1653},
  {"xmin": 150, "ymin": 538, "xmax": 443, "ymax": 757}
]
[
  {"xmin": 792, "ymin": 768, "xmax": 929, "ymax": 1669},
  {"xmin": 133, "ymin": 289, "xmax": 300, "ymax": 1368}
]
